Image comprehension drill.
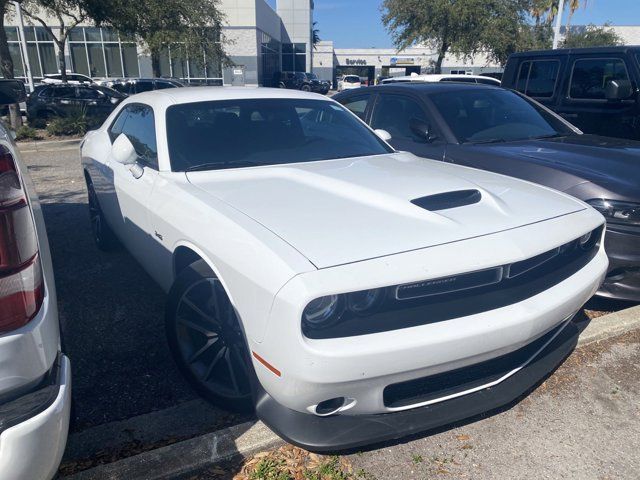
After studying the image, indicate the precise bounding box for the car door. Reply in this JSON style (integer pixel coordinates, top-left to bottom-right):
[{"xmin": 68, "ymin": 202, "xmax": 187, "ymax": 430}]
[
  {"xmin": 369, "ymin": 92, "xmax": 446, "ymax": 160},
  {"xmin": 105, "ymin": 103, "xmax": 160, "ymax": 266},
  {"xmin": 49, "ymin": 86, "xmax": 77, "ymax": 115},
  {"xmin": 556, "ymin": 55, "xmax": 638, "ymax": 139}
]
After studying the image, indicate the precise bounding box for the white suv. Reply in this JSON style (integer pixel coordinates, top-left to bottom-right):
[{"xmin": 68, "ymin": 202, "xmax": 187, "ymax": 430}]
[
  {"xmin": 338, "ymin": 75, "xmax": 362, "ymax": 92},
  {"xmin": 0, "ymin": 80, "xmax": 71, "ymax": 479}
]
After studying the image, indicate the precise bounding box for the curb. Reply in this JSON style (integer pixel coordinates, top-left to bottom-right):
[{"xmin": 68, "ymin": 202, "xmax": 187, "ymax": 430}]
[
  {"xmin": 18, "ymin": 138, "xmax": 81, "ymax": 153},
  {"xmin": 66, "ymin": 305, "xmax": 640, "ymax": 479}
]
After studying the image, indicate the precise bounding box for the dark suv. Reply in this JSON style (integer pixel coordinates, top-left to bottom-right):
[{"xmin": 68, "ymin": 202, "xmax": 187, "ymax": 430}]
[
  {"xmin": 275, "ymin": 72, "xmax": 329, "ymax": 94},
  {"xmin": 502, "ymin": 46, "xmax": 640, "ymax": 140},
  {"xmin": 99, "ymin": 78, "xmax": 184, "ymax": 95},
  {"xmin": 26, "ymin": 84, "xmax": 126, "ymax": 122}
]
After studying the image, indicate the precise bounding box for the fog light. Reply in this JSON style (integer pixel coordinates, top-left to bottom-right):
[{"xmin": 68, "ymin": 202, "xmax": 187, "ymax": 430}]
[{"xmin": 315, "ymin": 397, "xmax": 346, "ymax": 416}]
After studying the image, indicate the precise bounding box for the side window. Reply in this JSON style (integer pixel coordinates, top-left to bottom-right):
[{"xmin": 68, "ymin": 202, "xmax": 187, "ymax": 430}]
[
  {"xmin": 135, "ymin": 81, "xmax": 154, "ymax": 93},
  {"xmin": 50, "ymin": 86, "xmax": 75, "ymax": 99},
  {"xmin": 516, "ymin": 61, "xmax": 531, "ymax": 93},
  {"xmin": 525, "ymin": 60, "xmax": 560, "ymax": 98},
  {"xmin": 154, "ymin": 81, "xmax": 174, "ymax": 90},
  {"xmin": 340, "ymin": 94, "xmax": 371, "ymax": 120},
  {"xmin": 120, "ymin": 104, "xmax": 158, "ymax": 169},
  {"xmin": 371, "ymin": 94, "xmax": 431, "ymax": 141},
  {"xmin": 108, "ymin": 109, "xmax": 129, "ymax": 142},
  {"xmin": 569, "ymin": 58, "xmax": 631, "ymax": 100},
  {"xmin": 77, "ymin": 87, "xmax": 102, "ymax": 100}
]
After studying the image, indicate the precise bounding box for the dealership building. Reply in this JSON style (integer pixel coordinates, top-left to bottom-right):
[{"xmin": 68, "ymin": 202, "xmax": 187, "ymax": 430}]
[{"xmin": 3, "ymin": 0, "xmax": 640, "ymax": 88}]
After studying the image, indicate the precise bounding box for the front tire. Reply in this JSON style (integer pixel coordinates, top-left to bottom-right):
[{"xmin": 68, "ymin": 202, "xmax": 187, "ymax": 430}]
[
  {"xmin": 301, "ymin": 84, "xmax": 311, "ymax": 92},
  {"xmin": 165, "ymin": 260, "xmax": 253, "ymax": 412}
]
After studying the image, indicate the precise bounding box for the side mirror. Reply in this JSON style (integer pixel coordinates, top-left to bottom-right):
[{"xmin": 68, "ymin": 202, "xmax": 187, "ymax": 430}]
[
  {"xmin": 0, "ymin": 80, "xmax": 26, "ymax": 105},
  {"xmin": 374, "ymin": 129, "xmax": 392, "ymax": 141},
  {"xmin": 112, "ymin": 133, "xmax": 138, "ymax": 165},
  {"xmin": 605, "ymin": 79, "xmax": 632, "ymax": 101},
  {"xmin": 409, "ymin": 117, "xmax": 438, "ymax": 143}
]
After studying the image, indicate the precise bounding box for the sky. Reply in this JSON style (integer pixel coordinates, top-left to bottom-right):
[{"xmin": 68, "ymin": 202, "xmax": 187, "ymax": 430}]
[{"xmin": 267, "ymin": 0, "xmax": 640, "ymax": 49}]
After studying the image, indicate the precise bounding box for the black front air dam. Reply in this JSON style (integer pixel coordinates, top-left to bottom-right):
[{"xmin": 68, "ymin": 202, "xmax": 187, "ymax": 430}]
[{"xmin": 255, "ymin": 321, "xmax": 579, "ymax": 453}]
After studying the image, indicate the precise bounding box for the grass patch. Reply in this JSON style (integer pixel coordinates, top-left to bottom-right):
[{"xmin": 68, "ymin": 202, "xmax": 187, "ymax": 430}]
[{"xmin": 15, "ymin": 125, "xmax": 40, "ymax": 141}]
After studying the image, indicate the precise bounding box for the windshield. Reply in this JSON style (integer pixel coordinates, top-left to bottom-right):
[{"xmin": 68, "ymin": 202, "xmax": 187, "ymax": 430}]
[
  {"xmin": 430, "ymin": 89, "xmax": 574, "ymax": 143},
  {"xmin": 166, "ymin": 99, "xmax": 393, "ymax": 172},
  {"xmin": 345, "ymin": 76, "xmax": 360, "ymax": 83},
  {"xmin": 305, "ymin": 73, "xmax": 318, "ymax": 80}
]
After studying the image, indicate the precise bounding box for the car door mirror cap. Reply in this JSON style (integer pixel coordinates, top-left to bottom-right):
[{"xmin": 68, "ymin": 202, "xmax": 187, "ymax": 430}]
[
  {"xmin": 112, "ymin": 133, "xmax": 139, "ymax": 166},
  {"xmin": 605, "ymin": 79, "xmax": 632, "ymax": 101},
  {"xmin": 374, "ymin": 129, "xmax": 392, "ymax": 141},
  {"xmin": 410, "ymin": 117, "xmax": 438, "ymax": 143}
]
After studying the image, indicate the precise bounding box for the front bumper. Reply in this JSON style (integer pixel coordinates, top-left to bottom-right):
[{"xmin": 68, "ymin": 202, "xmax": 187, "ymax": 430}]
[
  {"xmin": 256, "ymin": 319, "xmax": 579, "ymax": 452},
  {"xmin": 0, "ymin": 354, "xmax": 71, "ymax": 480},
  {"xmin": 598, "ymin": 226, "xmax": 640, "ymax": 302}
]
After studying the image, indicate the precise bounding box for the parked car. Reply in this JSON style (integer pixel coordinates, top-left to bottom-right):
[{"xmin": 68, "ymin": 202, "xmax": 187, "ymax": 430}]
[
  {"xmin": 381, "ymin": 73, "xmax": 501, "ymax": 85},
  {"xmin": 41, "ymin": 73, "xmax": 94, "ymax": 85},
  {"xmin": 98, "ymin": 78, "xmax": 185, "ymax": 95},
  {"xmin": 337, "ymin": 74, "xmax": 362, "ymax": 92},
  {"xmin": 502, "ymin": 46, "xmax": 640, "ymax": 140},
  {"xmin": 276, "ymin": 71, "xmax": 313, "ymax": 91},
  {"xmin": 26, "ymin": 83, "xmax": 126, "ymax": 122},
  {"xmin": 0, "ymin": 79, "xmax": 71, "ymax": 479},
  {"xmin": 81, "ymin": 87, "xmax": 607, "ymax": 451},
  {"xmin": 304, "ymin": 73, "xmax": 330, "ymax": 94},
  {"xmin": 334, "ymin": 82, "xmax": 639, "ymax": 302}
]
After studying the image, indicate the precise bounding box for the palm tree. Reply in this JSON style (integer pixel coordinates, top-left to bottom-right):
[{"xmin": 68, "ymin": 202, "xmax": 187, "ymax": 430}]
[
  {"xmin": 312, "ymin": 21, "xmax": 320, "ymax": 50},
  {"xmin": 530, "ymin": 0, "xmax": 587, "ymax": 42}
]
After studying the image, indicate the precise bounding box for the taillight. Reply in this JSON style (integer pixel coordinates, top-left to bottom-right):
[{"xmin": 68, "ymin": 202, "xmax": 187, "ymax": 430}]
[{"xmin": 0, "ymin": 145, "xmax": 44, "ymax": 333}]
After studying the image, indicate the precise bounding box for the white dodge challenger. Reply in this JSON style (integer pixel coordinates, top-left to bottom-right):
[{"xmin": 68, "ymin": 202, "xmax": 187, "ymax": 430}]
[{"xmin": 81, "ymin": 87, "xmax": 607, "ymax": 451}]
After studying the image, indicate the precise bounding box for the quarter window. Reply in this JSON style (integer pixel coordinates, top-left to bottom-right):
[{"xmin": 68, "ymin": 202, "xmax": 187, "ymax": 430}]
[
  {"xmin": 569, "ymin": 58, "xmax": 631, "ymax": 100},
  {"xmin": 340, "ymin": 94, "xmax": 371, "ymax": 120},
  {"xmin": 121, "ymin": 105, "xmax": 158, "ymax": 169},
  {"xmin": 516, "ymin": 60, "xmax": 560, "ymax": 98}
]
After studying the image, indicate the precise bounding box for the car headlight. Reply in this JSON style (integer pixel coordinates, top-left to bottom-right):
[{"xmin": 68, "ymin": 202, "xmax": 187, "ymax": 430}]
[
  {"xmin": 587, "ymin": 199, "xmax": 640, "ymax": 226},
  {"xmin": 346, "ymin": 288, "xmax": 385, "ymax": 315},
  {"xmin": 302, "ymin": 295, "xmax": 344, "ymax": 328}
]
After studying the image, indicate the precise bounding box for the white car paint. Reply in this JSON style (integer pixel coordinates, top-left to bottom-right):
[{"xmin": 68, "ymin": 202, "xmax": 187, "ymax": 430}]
[
  {"xmin": 81, "ymin": 87, "xmax": 606, "ymax": 430},
  {"xmin": 0, "ymin": 124, "xmax": 71, "ymax": 479},
  {"xmin": 337, "ymin": 75, "xmax": 362, "ymax": 92},
  {"xmin": 381, "ymin": 73, "xmax": 501, "ymax": 85}
]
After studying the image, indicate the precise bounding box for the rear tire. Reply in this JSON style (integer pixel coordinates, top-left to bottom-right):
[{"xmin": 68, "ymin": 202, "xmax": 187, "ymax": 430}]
[{"xmin": 165, "ymin": 260, "xmax": 253, "ymax": 412}]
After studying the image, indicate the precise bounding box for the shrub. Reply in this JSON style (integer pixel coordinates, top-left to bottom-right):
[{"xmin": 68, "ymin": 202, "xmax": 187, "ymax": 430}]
[
  {"xmin": 15, "ymin": 125, "xmax": 40, "ymax": 141},
  {"xmin": 45, "ymin": 106, "xmax": 100, "ymax": 137},
  {"xmin": 28, "ymin": 117, "xmax": 47, "ymax": 129}
]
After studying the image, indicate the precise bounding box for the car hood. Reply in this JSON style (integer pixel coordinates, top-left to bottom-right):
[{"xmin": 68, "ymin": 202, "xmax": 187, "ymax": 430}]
[
  {"xmin": 471, "ymin": 135, "xmax": 640, "ymax": 195},
  {"xmin": 187, "ymin": 152, "xmax": 586, "ymax": 268}
]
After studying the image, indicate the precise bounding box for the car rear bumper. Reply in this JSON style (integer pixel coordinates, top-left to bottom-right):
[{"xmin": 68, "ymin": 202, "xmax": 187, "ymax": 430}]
[
  {"xmin": 598, "ymin": 226, "xmax": 640, "ymax": 302},
  {"xmin": 256, "ymin": 318, "xmax": 580, "ymax": 452},
  {"xmin": 0, "ymin": 354, "xmax": 71, "ymax": 480}
]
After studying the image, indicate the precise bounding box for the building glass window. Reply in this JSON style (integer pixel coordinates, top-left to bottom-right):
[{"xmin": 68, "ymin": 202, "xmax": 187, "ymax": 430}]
[
  {"xmin": 69, "ymin": 27, "xmax": 140, "ymax": 79},
  {"xmin": 260, "ymin": 31, "xmax": 280, "ymax": 87},
  {"xmin": 156, "ymin": 40, "xmax": 223, "ymax": 85},
  {"xmin": 282, "ymin": 42, "xmax": 306, "ymax": 73},
  {"xmin": 2, "ymin": 26, "xmax": 58, "ymax": 82}
]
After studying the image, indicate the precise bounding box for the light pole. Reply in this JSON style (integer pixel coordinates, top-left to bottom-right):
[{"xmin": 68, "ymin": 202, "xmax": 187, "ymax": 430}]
[
  {"xmin": 14, "ymin": 1, "xmax": 34, "ymax": 92},
  {"xmin": 552, "ymin": 0, "xmax": 566, "ymax": 49}
]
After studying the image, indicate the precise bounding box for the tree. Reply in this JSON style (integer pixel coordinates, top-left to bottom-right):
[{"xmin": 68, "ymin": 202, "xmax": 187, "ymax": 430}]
[
  {"xmin": 312, "ymin": 21, "xmax": 320, "ymax": 50},
  {"xmin": 381, "ymin": 0, "xmax": 535, "ymax": 72},
  {"xmin": 19, "ymin": 0, "xmax": 88, "ymax": 83},
  {"xmin": 87, "ymin": 0, "xmax": 229, "ymax": 78},
  {"xmin": 561, "ymin": 23, "xmax": 622, "ymax": 48},
  {"xmin": 0, "ymin": 0, "xmax": 22, "ymax": 128}
]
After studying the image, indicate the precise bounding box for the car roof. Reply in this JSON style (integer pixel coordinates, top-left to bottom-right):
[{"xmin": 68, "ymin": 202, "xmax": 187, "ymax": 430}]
[
  {"xmin": 509, "ymin": 45, "xmax": 640, "ymax": 58},
  {"xmin": 126, "ymin": 86, "xmax": 331, "ymax": 108},
  {"xmin": 337, "ymin": 82, "xmax": 503, "ymax": 96}
]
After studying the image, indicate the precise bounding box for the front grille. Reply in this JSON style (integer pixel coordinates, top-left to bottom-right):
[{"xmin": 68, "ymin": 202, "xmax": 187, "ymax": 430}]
[
  {"xmin": 383, "ymin": 321, "xmax": 567, "ymax": 409},
  {"xmin": 303, "ymin": 226, "xmax": 603, "ymax": 339}
]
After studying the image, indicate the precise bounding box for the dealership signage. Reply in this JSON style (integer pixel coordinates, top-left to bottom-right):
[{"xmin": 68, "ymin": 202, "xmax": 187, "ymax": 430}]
[
  {"xmin": 345, "ymin": 58, "xmax": 367, "ymax": 66},
  {"xmin": 391, "ymin": 57, "xmax": 415, "ymax": 66}
]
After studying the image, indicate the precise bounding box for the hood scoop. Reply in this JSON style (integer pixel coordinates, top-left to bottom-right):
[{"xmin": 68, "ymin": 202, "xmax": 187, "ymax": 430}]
[{"xmin": 412, "ymin": 189, "xmax": 482, "ymax": 212}]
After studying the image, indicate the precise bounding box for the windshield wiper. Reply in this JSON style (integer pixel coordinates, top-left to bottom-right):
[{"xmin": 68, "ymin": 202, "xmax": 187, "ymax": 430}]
[
  {"xmin": 530, "ymin": 133, "xmax": 566, "ymax": 140},
  {"xmin": 469, "ymin": 138, "xmax": 507, "ymax": 145},
  {"xmin": 185, "ymin": 161, "xmax": 263, "ymax": 172}
]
